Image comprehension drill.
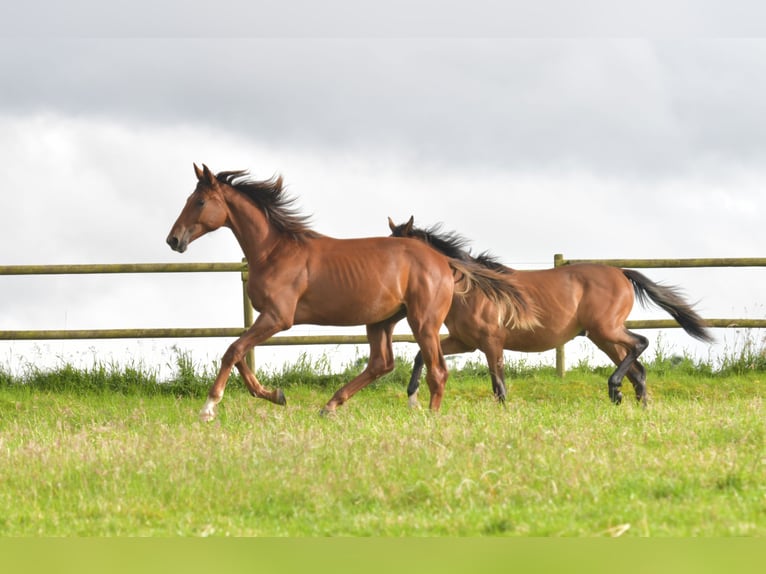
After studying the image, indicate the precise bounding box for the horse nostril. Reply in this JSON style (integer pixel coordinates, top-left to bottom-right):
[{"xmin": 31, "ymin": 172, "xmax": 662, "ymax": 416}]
[{"xmin": 167, "ymin": 235, "xmax": 179, "ymax": 250}]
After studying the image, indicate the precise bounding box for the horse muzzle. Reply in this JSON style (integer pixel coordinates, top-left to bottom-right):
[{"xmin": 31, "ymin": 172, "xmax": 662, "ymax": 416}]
[{"xmin": 166, "ymin": 233, "xmax": 188, "ymax": 253}]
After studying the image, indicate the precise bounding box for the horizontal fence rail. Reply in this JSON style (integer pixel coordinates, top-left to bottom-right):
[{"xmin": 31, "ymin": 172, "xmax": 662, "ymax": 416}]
[
  {"xmin": 0, "ymin": 330, "xmax": 418, "ymax": 344},
  {"xmin": 4, "ymin": 320, "xmax": 765, "ymax": 341},
  {"xmin": 0, "ymin": 261, "xmax": 257, "ymax": 368},
  {"xmin": 556, "ymin": 257, "xmax": 766, "ymax": 268},
  {"xmin": 0, "ymin": 262, "xmax": 245, "ymax": 275},
  {"xmin": 1, "ymin": 257, "xmax": 764, "ymax": 376}
]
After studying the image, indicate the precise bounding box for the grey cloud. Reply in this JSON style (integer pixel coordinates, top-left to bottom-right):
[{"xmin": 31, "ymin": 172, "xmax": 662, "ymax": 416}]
[
  {"xmin": 3, "ymin": 1, "xmax": 766, "ymax": 38},
  {"xmin": 4, "ymin": 38, "xmax": 766, "ymax": 183}
]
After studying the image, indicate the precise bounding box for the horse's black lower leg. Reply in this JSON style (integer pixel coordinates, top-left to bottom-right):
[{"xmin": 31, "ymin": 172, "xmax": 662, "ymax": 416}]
[
  {"xmin": 486, "ymin": 352, "xmax": 507, "ymax": 405},
  {"xmin": 628, "ymin": 361, "xmax": 647, "ymax": 405},
  {"xmin": 406, "ymin": 351, "xmax": 425, "ymax": 398},
  {"xmin": 607, "ymin": 333, "xmax": 649, "ymax": 405},
  {"xmin": 489, "ymin": 371, "xmax": 507, "ymax": 404}
]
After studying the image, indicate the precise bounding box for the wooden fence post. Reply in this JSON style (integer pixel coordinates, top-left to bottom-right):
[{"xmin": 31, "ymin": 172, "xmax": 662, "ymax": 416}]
[
  {"xmin": 554, "ymin": 253, "xmax": 565, "ymax": 378},
  {"xmin": 241, "ymin": 258, "xmax": 254, "ymax": 371}
]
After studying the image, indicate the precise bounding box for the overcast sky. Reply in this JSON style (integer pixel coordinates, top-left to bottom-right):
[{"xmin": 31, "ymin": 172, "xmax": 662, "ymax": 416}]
[{"xmin": 1, "ymin": 2, "xmax": 764, "ymax": 377}]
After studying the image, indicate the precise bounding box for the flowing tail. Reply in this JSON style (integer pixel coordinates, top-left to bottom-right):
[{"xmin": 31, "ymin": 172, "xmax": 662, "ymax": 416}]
[
  {"xmin": 622, "ymin": 269, "xmax": 714, "ymax": 343},
  {"xmin": 449, "ymin": 259, "xmax": 539, "ymax": 331}
]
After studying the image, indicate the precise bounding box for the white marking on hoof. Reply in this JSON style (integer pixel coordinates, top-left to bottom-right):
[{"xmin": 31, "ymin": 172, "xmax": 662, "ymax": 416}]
[
  {"xmin": 199, "ymin": 398, "xmax": 218, "ymax": 422},
  {"xmin": 408, "ymin": 394, "xmax": 421, "ymax": 409},
  {"xmin": 319, "ymin": 405, "xmax": 336, "ymax": 417}
]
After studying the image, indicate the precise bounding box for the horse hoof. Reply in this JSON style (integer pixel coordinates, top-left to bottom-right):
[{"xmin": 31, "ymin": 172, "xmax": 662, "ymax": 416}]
[
  {"xmin": 199, "ymin": 410, "xmax": 216, "ymax": 422},
  {"xmin": 407, "ymin": 395, "xmax": 420, "ymax": 409},
  {"xmin": 275, "ymin": 389, "xmax": 287, "ymax": 406},
  {"xmin": 319, "ymin": 406, "xmax": 336, "ymax": 417},
  {"xmin": 611, "ymin": 392, "xmax": 623, "ymax": 405}
]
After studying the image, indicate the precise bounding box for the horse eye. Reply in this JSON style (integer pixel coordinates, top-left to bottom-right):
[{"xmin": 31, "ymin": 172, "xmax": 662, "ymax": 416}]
[{"xmin": 197, "ymin": 198, "xmax": 206, "ymax": 207}]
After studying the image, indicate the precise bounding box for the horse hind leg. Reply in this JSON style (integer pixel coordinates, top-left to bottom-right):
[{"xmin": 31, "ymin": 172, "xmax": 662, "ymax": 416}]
[
  {"xmin": 612, "ymin": 332, "xmax": 649, "ymax": 405},
  {"xmin": 628, "ymin": 360, "xmax": 647, "ymax": 406},
  {"xmin": 407, "ymin": 324, "xmax": 449, "ymax": 411},
  {"xmin": 422, "ymin": 338, "xmax": 449, "ymax": 411},
  {"xmin": 321, "ymin": 320, "xmax": 398, "ymax": 415},
  {"xmin": 589, "ymin": 330, "xmax": 649, "ymax": 405}
]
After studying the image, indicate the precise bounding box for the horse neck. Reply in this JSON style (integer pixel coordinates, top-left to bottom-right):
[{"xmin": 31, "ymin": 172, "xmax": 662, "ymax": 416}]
[{"xmin": 222, "ymin": 187, "xmax": 281, "ymax": 265}]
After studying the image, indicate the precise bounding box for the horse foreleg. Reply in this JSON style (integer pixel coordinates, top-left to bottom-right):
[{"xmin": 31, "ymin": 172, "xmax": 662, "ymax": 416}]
[
  {"xmin": 200, "ymin": 313, "xmax": 287, "ymax": 422},
  {"xmin": 482, "ymin": 341, "xmax": 507, "ymax": 404},
  {"xmin": 235, "ymin": 359, "xmax": 287, "ymax": 406},
  {"xmin": 406, "ymin": 351, "xmax": 425, "ymax": 407}
]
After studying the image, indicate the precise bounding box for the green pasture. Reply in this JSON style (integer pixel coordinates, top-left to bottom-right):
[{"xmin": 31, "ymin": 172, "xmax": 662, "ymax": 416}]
[{"xmin": 0, "ymin": 349, "xmax": 763, "ymax": 537}]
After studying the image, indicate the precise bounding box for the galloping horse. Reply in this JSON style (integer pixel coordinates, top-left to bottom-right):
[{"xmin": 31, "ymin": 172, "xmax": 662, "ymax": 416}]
[
  {"xmin": 167, "ymin": 164, "xmax": 538, "ymax": 420},
  {"xmin": 388, "ymin": 217, "xmax": 713, "ymax": 406}
]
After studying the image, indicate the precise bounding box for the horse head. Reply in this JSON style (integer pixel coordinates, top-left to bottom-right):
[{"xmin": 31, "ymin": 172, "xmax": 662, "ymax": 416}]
[{"xmin": 166, "ymin": 163, "xmax": 230, "ymax": 253}]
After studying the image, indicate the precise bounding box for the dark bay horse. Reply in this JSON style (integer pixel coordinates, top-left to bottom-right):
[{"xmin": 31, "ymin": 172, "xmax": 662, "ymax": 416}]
[
  {"xmin": 388, "ymin": 217, "xmax": 714, "ymax": 406},
  {"xmin": 167, "ymin": 164, "xmax": 538, "ymax": 420}
]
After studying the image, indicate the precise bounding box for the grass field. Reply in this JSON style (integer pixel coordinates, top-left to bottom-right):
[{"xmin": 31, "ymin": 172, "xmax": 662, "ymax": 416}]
[{"xmin": 0, "ymin": 350, "xmax": 763, "ymax": 537}]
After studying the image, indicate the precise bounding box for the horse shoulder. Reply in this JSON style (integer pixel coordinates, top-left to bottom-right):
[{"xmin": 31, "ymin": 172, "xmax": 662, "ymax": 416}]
[{"xmin": 245, "ymin": 240, "xmax": 311, "ymax": 310}]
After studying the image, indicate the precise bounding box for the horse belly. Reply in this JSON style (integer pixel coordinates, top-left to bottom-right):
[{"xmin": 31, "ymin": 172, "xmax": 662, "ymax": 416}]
[
  {"xmin": 503, "ymin": 317, "xmax": 583, "ymax": 353},
  {"xmin": 293, "ymin": 288, "xmax": 403, "ymax": 326}
]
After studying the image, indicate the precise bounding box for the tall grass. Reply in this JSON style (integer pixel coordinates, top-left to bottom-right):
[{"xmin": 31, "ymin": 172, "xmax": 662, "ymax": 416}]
[
  {"xmin": 0, "ymin": 340, "xmax": 763, "ymax": 536},
  {"xmin": 2, "ymin": 330, "xmax": 764, "ymax": 393}
]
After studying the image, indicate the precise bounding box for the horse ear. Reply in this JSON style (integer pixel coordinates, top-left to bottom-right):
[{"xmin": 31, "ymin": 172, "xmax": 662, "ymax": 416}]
[
  {"xmin": 201, "ymin": 164, "xmax": 217, "ymax": 186},
  {"xmin": 388, "ymin": 217, "xmax": 396, "ymax": 232},
  {"xmin": 193, "ymin": 163, "xmax": 204, "ymax": 180},
  {"xmin": 404, "ymin": 215, "xmax": 414, "ymax": 235}
]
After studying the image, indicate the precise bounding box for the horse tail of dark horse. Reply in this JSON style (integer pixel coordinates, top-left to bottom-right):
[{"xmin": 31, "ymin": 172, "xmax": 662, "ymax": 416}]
[
  {"xmin": 622, "ymin": 269, "xmax": 714, "ymax": 343},
  {"xmin": 449, "ymin": 259, "xmax": 540, "ymax": 331}
]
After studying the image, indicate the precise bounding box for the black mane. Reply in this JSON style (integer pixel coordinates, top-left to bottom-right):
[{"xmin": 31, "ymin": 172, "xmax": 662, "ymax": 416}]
[
  {"xmin": 391, "ymin": 221, "xmax": 509, "ymax": 273},
  {"xmin": 216, "ymin": 170, "xmax": 321, "ymax": 239}
]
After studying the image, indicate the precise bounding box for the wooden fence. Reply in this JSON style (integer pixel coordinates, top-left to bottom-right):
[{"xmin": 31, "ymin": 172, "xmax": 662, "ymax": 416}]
[
  {"xmin": 0, "ymin": 259, "xmax": 417, "ymax": 371},
  {"xmin": 1, "ymin": 256, "xmax": 764, "ymax": 376}
]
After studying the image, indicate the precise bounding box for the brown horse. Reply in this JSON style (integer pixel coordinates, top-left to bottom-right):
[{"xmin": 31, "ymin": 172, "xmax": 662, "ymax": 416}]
[
  {"xmin": 389, "ymin": 217, "xmax": 714, "ymax": 406},
  {"xmin": 167, "ymin": 164, "xmax": 537, "ymax": 420}
]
